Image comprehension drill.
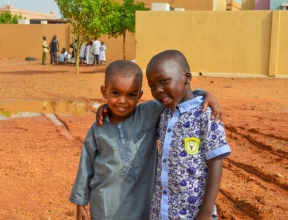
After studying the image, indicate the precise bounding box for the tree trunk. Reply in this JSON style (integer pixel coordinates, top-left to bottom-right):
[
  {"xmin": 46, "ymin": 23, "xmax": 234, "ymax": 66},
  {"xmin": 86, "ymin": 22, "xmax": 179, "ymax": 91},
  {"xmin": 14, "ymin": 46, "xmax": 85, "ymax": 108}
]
[
  {"xmin": 123, "ymin": 30, "xmax": 126, "ymax": 60},
  {"xmin": 75, "ymin": 33, "xmax": 81, "ymax": 74}
]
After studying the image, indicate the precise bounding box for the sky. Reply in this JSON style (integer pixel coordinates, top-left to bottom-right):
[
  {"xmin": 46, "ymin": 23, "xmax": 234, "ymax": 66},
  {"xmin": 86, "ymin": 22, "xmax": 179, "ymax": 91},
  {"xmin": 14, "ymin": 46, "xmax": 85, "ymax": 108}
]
[{"xmin": 0, "ymin": 0, "xmax": 61, "ymax": 18}]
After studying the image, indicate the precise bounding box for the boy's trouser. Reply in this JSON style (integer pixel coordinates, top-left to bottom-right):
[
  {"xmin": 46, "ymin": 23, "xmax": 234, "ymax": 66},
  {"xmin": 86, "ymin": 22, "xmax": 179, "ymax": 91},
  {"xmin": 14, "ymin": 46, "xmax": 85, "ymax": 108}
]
[
  {"xmin": 94, "ymin": 54, "xmax": 99, "ymax": 64},
  {"xmin": 50, "ymin": 52, "xmax": 57, "ymax": 64},
  {"xmin": 42, "ymin": 52, "xmax": 47, "ymax": 64}
]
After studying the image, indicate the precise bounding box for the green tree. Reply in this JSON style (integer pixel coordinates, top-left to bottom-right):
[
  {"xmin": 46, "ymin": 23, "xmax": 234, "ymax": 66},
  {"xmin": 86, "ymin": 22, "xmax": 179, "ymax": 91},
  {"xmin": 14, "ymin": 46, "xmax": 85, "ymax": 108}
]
[
  {"xmin": 55, "ymin": 0, "xmax": 120, "ymax": 74},
  {"xmin": 109, "ymin": 0, "xmax": 149, "ymax": 60},
  {"xmin": 0, "ymin": 12, "xmax": 24, "ymax": 24}
]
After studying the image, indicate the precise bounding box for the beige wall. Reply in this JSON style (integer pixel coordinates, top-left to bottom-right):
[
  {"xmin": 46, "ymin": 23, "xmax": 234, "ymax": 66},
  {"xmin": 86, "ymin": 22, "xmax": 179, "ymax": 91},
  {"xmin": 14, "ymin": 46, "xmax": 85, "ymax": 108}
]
[
  {"xmin": 241, "ymin": 0, "xmax": 255, "ymax": 10},
  {"xmin": 0, "ymin": 24, "xmax": 135, "ymax": 61},
  {"xmin": 142, "ymin": 0, "xmax": 214, "ymax": 10},
  {"xmin": 276, "ymin": 12, "xmax": 288, "ymax": 76},
  {"xmin": 0, "ymin": 24, "xmax": 71, "ymax": 59},
  {"xmin": 135, "ymin": 11, "xmax": 288, "ymax": 76}
]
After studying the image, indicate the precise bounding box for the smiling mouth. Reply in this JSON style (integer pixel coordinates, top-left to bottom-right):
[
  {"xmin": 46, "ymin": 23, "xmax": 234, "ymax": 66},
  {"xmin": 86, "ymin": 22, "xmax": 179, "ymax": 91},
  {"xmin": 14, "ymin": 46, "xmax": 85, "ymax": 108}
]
[
  {"xmin": 116, "ymin": 107, "xmax": 128, "ymax": 112},
  {"xmin": 161, "ymin": 96, "xmax": 170, "ymax": 104}
]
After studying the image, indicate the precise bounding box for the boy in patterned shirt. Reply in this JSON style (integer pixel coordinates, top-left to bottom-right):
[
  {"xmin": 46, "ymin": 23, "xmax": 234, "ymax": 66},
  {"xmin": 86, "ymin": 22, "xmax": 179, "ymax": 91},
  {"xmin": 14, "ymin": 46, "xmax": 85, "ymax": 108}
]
[{"xmin": 146, "ymin": 50, "xmax": 231, "ymax": 220}]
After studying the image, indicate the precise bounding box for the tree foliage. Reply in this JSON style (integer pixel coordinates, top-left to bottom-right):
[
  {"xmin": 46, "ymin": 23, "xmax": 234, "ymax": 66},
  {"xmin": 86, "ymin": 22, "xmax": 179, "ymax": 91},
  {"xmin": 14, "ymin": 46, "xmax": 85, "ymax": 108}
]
[
  {"xmin": 55, "ymin": 0, "xmax": 120, "ymax": 74},
  {"xmin": 109, "ymin": 0, "xmax": 149, "ymax": 60},
  {"xmin": 0, "ymin": 12, "xmax": 24, "ymax": 24}
]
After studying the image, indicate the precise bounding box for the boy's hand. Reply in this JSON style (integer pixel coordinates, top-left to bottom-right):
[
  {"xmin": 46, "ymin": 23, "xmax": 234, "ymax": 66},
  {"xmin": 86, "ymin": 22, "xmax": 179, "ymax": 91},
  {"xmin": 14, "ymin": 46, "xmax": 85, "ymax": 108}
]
[
  {"xmin": 76, "ymin": 205, "xmax": 88, "ymax": 220},
  {"xmin": 202, "ymin": 92, "xmax": 222, "ymax": 122},
  {"xmin": 194, "ymin": 211, "xmax": 212, "ymax": 220},
  {"xmin": 96, "ymin": 104, "xmax": 110, "ymax": 126}
]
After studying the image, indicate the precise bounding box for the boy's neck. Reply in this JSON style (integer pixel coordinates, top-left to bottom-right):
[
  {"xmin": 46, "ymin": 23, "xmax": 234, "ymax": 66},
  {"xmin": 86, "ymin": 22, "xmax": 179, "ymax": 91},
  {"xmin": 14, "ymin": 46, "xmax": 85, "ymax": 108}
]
[
  {"xmin": 179, "ymin": 89, "xmax": 195, "ymax": 104},
  {"xmin": 108, "ymin": 113, "xmax": 131, "ymax": 124}
]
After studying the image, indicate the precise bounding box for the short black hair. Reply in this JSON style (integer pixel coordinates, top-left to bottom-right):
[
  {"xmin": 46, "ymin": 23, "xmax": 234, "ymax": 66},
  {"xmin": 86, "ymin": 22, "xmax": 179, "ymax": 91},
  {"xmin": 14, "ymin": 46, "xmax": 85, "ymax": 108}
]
[
  {"xmin": 147, "ymin": 50, "xmax": 190, "ymax": 73},
  {"xmin": 105, "ymin": 60, "xmax": 143, "ymax": 86}
]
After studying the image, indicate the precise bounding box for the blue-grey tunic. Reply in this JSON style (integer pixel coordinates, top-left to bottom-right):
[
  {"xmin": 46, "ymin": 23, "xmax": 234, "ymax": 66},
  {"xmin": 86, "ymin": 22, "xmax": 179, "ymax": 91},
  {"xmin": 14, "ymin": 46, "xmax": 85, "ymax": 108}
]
[{"xmin": 70, "ymin": 100, "xmax": 164, "ymax": 220}]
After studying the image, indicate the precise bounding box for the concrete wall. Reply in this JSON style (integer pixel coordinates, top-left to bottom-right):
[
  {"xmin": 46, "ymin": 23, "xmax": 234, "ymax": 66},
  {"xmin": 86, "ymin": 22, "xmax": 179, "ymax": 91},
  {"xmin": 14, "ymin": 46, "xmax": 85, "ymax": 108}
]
[
  {"xmin": 276, "ymin": 12, "xmax": 288, "ymax": 75},
  {"xmin": 0, "ymin": 24, "xmax": 136, "ymax": 61},
  {"xmin": 0, "ymin": 24, "xmax": 71, "ymax": 59},
  {"xmin": 255, "ymin": 0, "xmax": 270, "ymax": 10},
  {"xmin": 242, "ymin": 0, "xmax": 255, "ymax": 10},
  {"xmin": 142, "ymin": 0, "xmax": 214, "ymax": 10},
  {"xmin": 135, "ymin": 10, "xmax": 288, "ymax": 76}
]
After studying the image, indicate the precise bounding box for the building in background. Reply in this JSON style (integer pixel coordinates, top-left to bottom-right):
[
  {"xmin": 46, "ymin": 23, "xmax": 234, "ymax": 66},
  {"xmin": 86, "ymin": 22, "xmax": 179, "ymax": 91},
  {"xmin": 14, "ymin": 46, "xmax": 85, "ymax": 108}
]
[
  {"xmin": 242, "ymin": 0, "xmax": 288, "ymax": 10},
  {"xmin": 0, "ymin": 4, "xmax": 56, "ymax": 20},
  {"xmin": 143, "ymin": 0, "xmax": 235, "ymax": 11}
]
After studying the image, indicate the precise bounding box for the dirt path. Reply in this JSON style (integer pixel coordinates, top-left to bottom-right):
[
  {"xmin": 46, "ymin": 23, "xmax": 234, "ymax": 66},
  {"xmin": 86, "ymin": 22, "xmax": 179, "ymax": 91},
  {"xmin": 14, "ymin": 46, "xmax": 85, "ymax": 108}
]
[{"xmin": 0, "ymin": 59, "xmax": 287, "ymax": 220}]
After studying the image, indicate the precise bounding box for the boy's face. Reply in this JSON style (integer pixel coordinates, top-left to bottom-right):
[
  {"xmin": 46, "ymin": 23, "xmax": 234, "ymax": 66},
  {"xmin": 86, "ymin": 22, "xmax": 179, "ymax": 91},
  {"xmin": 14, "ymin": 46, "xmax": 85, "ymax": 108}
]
[
  {"xmin": 101, "ymin": 74, "xmax": 143, "ymax": 123},
  {"xmin": 146, "ymin": 59, "xmax": 192, "ymax": 109}
]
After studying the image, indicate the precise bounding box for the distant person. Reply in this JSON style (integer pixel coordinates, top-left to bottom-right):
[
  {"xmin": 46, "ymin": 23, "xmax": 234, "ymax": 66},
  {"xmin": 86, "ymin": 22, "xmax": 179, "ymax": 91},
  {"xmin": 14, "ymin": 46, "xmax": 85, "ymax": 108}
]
[
  {"xmin": 99, "ymin": 41, "xmax": 106, "ymax": 65},
  {"xmin": 49, "ymin": 35, "xmax": 59, "ymax": 64},
  {"xmin": 93, "ymin": 38, "xmax": 100, "ymax": 64},
  {"xmin": 42, "ymin": 36, "xmax": 49, "ymax": 65},
  {"xmin": 146, "ymin": 50, "xmax": 231, "ymax": 220},
  {"xmin": 70, "ymin": 39, "xmax": 77, "ymax": 58},
  {"xmin": 86, "ymin": 38, "xmax": 94, "ymax": 66},
  {"xmin": 58, "ymin": 48, "xmax": 67, "ymax": 64},
  {"xmin": 69, "ymin": 59, "xmax": 221, "ymax": 220},
  {"xmin": 79, "ymin": 43, "xmax": 86, "ymax": 64}
]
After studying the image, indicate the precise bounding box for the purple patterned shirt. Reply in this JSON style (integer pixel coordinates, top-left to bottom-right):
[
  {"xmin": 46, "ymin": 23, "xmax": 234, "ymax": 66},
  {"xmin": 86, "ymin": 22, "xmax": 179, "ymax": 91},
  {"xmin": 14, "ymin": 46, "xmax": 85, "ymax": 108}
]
[{"xmin": 150, "ymin": 96, "xmax": 231, "ymax": 220}]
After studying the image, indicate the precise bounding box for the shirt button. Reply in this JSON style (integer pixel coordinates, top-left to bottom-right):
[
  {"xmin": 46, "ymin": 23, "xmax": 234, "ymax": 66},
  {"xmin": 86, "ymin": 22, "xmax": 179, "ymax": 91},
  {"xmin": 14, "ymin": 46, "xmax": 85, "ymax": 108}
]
[
  {"xmin": 176, "ymin": 106, "xmax": 179, "ymax": 109},
  {"xmin": 118, "ymin": 125, "xmax": 121, "ymax": 128},
  {"xmin": 163, "ymin": 159, "xmax": 167, "ymax": 163},
  {"xmin": 167, "ymin": 128, "xmax": 171, "ymax": 132},
  {"xmin": 120, "ymin": 134, "xmax": 124, "ymax": 137},
  {"xmin": 137, "ymin": 135, "xmax": 142, "ymax": 139},
  {"xmin": 163, "ymin": 191, "xmax": 167, "ymax": 195}
]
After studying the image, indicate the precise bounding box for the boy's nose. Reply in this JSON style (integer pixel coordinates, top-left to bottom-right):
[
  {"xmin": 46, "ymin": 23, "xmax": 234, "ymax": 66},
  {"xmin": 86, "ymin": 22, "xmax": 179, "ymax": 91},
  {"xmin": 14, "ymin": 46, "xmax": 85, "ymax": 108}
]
[
  {"xmin": 118, "ymin": 96, "xmax": 127, "ymax": 103},
  {"xmin": 155, "ymin": 85, "xmax": 164, "ymax": 93}
]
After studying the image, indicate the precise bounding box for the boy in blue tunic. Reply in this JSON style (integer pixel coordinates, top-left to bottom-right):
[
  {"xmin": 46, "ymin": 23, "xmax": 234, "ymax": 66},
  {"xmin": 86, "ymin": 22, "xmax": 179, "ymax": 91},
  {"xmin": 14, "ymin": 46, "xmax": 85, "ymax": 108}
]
[
  {"xmin": 146, "ymin": 50, "xmax": 231, "ymax": 220},
  {"xmin": 70, "ymin": 60, "xmax": 221, "ymax": 220}
]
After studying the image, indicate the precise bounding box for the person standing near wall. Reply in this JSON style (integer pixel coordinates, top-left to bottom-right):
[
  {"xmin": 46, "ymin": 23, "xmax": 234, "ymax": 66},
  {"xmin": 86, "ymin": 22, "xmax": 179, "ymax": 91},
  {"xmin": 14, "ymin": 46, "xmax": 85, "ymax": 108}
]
[
  {"xmin": 49, "ymin": 35, "xmax": 59, "ymax": 64},
  {"xmin": 99, "ymin": 41, "xmax": 106, "ymax": 65},
  {"xmin": 42, "ymin": 36, "xmax": 49, "ymax": 65},
  {"xmin": 93, "ymin": 38, "xmax": 101, "ymax": 64}
]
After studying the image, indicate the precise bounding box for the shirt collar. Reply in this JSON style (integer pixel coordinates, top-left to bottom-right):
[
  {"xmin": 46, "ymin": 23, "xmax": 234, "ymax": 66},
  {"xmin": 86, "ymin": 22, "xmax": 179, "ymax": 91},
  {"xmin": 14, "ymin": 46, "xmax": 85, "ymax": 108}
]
[{"xmin": 177, "ymin": 96, "xmax": 204, "ymax": 113}]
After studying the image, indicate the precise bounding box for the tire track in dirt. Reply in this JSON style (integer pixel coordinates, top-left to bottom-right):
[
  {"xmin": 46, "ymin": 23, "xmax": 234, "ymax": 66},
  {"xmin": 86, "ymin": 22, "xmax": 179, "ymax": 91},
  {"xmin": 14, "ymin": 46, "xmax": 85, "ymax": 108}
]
[
  {"xmin": 225, "ymin": 124, "xmax": 288, "ymax": 191},
  {"xmin": 220, "ymin": 108, "xmax": 288, "ymax": 219},
  {"xmin": 217, "ymin": 188, "xmax": 254, "ymax": 220}
]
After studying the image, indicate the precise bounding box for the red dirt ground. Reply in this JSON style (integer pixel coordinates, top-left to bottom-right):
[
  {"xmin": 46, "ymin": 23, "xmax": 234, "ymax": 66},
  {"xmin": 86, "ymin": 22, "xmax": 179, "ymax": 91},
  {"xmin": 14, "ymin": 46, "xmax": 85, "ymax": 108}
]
[{"xmin": 0, "ymin": 58, "xmax": 287, "ymax": 220}]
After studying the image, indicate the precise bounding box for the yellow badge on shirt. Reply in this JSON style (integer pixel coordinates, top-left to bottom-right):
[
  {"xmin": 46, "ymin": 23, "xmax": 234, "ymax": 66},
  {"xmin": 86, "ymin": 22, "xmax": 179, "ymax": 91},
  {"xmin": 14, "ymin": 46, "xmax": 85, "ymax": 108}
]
[{"xmin": 184, "ymin": 137, "xmax": 201, "ymax": 155}]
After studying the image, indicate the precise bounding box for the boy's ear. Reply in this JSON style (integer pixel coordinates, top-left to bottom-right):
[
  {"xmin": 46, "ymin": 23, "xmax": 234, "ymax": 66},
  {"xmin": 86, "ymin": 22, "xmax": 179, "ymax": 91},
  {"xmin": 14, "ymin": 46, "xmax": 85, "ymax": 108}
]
[
  {"xmin": 137, "ymin": 90, "xmax": 143, "ymax": 103},
  {"xmin": 100, "ymin": 85, "xmax": 107, "ymax": 98},
  {"xmin": 184, "ymin": 72, "xmax": 192, "ymax": 84}
]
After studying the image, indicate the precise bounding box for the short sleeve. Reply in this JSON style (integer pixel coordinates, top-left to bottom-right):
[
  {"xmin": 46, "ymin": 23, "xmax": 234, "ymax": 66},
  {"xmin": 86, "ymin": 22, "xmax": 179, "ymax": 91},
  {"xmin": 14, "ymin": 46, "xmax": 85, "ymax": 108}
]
[
  {"xmin": 200, "ymin": 108, "xmax": 231, "ymax": 160},
  {"xmin": 192, "ymin": 88, "xmax": 205, "ymax": 97}
]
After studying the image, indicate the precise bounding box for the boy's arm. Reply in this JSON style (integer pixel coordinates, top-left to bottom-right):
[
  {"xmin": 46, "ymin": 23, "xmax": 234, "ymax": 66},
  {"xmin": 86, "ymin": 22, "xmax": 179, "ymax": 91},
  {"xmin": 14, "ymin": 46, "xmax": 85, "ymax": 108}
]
[
  {"xmin": 193, "ymin": 89, "xmax": 222, "ymax": 121},
  {"xmin": 69, "ymin": 125, "xmax": 97, "ymax": 205},
  {"xmin": 195, "ymin": 156, "xmax": 222, "ymax": 220}
]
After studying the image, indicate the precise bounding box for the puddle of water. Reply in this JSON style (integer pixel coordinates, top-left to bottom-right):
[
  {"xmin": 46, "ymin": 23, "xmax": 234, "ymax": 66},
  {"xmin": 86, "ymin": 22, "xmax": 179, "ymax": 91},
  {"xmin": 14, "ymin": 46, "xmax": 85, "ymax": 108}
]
[{"xmin": 0, "ymin": 99, "xmax": 101, "ymax": 120}]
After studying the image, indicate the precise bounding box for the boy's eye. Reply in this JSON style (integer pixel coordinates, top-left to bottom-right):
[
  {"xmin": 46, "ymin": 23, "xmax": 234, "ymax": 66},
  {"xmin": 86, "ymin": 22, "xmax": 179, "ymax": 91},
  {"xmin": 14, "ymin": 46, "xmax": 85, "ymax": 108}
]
[
  {"xmin": 160, "ymin": 79, "xmax": 169, "ymax": 84},
  {"xmin": 128, "ymin": 94, "xmax": 136, "ymax": 98},
  {"xmin": 112, "ymin": 92, "xmax": 119, "ymax": 96}
]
